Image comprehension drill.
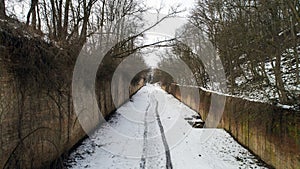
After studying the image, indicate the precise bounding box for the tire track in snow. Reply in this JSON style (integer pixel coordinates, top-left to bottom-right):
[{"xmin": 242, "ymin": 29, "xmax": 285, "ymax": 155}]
[
  {"xmin": 140, "ymin": 92, "xmax": 173, "ymax": 169},
  {"xmin": 154, "ymin": 99, "xmax": 173, "ymax": 169},
  {"xmin": 140, "ymin": 93, "xmax": 151, "ymax": 169}
]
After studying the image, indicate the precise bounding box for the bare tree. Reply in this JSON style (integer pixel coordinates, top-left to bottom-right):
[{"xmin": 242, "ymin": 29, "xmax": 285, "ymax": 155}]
[
  {"xmin": 189, "ymin": 0, "xmax": 299, "ymax": 104},
  {"xmin": 26, "ymin": 0, "xmax": 39, "ymax": 28}
]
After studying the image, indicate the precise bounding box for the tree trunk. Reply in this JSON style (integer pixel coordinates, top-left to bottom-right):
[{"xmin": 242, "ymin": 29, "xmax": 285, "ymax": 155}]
[
  {"xmin": 228, "ymin": 51, "xmax": 235, "ymax": 94},
  {"xmin": 79, "ymin": 0, "xmax": 89, "ymax": 42},
  {"xmin": 26, "ymin": 0, "xmax": 38, "ymax": 28},
  {"xmin": 295, "ymin": 46, "xmax": 299, "ymax": 85},
  {"xmin": 50, "ymin": 0, "xmax": 57, "ymax": 39},
  {"xmin": 274, "ymin": 53, "xmax": 288, "ymax": 103},
  {"xmin": 62, "ymin": 0, "xmax": 70, "ymax": 40},
  {"xmin": 0, "ymin": 0, "xmax": 6, "ymax": 19},
  {"xmin": 56, "ymin": 0, "xmax": 63, "ymax": 39},
  {"xmin": 36, "ymin": 4, "xmax": 41, "ymax": 30}
]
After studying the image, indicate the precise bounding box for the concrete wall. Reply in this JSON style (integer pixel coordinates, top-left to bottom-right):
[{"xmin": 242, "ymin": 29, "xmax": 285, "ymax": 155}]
[
  {"xmin": 0, "ymin": 20, "xmax": 147, "ymax": 169},
  {"xmin": 0, "ymin": 56, "xmax": 144, "ymax": 169},
  {"xmin": 165, "ymin": 84, "xmax": 300, "ymax": 169}
]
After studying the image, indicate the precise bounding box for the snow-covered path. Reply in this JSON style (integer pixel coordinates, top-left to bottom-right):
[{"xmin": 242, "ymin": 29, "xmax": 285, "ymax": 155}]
[{"xmin": 65, "ymin": 84, "xmax": 268, "ymax": 169}]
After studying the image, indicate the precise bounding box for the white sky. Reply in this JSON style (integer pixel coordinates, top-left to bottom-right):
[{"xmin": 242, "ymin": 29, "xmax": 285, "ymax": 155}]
[
  {"xmin": 144, "ymin": 0, "xmax": 196, "ymax": 16},
  {"xmin": 142, "ymin": 0, "xmax": 196, "ymax": 67}
]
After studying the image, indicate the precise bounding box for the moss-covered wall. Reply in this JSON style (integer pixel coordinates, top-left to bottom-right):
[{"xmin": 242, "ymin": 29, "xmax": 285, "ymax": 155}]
[{"xmin": 0, "ymin": 21, "xmax": 145, "ymax": 169}]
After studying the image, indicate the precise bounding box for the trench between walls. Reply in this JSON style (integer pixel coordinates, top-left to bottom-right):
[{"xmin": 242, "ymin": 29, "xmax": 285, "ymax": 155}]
[{"xmin": 163, "ymin": 83, "xmax": 300, "ymax": 169}]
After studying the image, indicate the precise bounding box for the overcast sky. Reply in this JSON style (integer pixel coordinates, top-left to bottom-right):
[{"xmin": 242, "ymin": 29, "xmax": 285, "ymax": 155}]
[
  {"xmin": 144, "ymin": 0, "xmax": 196, "ymax": 16},
  {"xmin": 142, "ymin": 0, "xmax": 196, "ymax": 67}
]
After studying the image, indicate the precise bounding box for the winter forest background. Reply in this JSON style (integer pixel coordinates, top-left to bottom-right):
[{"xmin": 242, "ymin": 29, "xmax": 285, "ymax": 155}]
[{"xmin": 0, "ymin": 0, "xmax": 299, "ymax": 109}]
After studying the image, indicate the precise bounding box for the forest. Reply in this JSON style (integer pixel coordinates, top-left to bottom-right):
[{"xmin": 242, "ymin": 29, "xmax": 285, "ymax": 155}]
[{"xmin": 0, "ymin": 0, "xmax": 299, "ymax": 106}]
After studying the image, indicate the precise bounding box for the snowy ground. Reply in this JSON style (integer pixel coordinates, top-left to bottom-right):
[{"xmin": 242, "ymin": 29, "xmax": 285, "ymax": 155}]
[
  {"xmin": 233, "ymin": 54, "xmax": 300, "ymax": 110},
  {"xmin": 64, "ymin": 84, "xmax": 268, "ymax": 169}
]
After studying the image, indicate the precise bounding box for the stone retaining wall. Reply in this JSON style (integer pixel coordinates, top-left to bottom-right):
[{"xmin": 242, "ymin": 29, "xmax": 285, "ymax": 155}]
[
  {"xmin": 0, "ymin": 59, "xmax": 144, "ymax": 169},
  {"xmin": 165, "ymin": 83, "xmax": 300, "ymax": 169}
]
